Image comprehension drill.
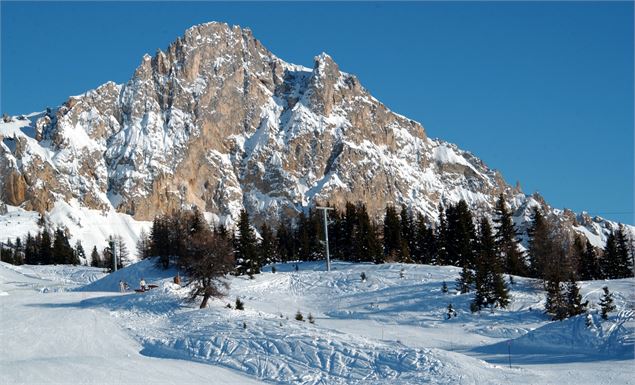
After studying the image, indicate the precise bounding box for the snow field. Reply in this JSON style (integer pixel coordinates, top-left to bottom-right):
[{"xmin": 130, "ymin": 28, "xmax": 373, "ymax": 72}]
[
  {"xmin": 70, "ymin": 260, "xmax": 635, "ymax": 384},
  {"xmin": 1, "ymin": 260, "xmax": 633, "ymax": 384}
]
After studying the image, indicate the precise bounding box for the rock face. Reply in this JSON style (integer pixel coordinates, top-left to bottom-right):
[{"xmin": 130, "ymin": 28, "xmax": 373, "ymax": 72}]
[{"xmin": 0, "ymin": 22, "xmax": 624, "ymax": 243}]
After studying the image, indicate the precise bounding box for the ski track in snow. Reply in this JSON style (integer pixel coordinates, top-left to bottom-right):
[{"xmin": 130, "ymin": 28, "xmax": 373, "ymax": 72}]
[{"xmin": 1, "ymin": 260, "xmax": 633, "ymax": 385}]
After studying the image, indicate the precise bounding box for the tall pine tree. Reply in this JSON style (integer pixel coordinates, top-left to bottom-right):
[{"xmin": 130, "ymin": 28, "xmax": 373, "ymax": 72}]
[
  {"xmin": 234, "ymin": 210, "xmax": 259, "ymax": 277},
  {"xmin": 493, "ymin": 194, "xmax": 525, "ymax": 276},
  {"xmin": 471, "ymin": 218, "xmax": 510, "ymax": 310},
  {"xmin": 383, "ymin": 205, "xmax": 402, "ymax": 261}
]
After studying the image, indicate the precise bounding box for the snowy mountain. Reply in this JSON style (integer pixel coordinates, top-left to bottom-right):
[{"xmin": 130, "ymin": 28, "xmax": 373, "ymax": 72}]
[{"xmin": 0, "ymin": 21, "xmax": 625, "ymax": 255}]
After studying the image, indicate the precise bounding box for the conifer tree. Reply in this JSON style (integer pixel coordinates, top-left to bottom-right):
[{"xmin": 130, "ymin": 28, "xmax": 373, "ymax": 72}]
[
  {"xmin": 383, "ymin": 205, "xmax": 402, "ymax": 261},
  {"xmin": 39, "ymin": 230, "xmax": 52, "ymax": 265},
  {"xmin": 565, "ymin": 274, "xmax": 587, "ymax": 317},
  {"xmin": 527, "ymin": 208, "xmax": 554, "ymax": 279},
  {"xmin": 151, "ymin": 215, "xmax": 171, "ymax": 269},
  {"xmin": 544, "ymin": 278, "xmax": 568, "ymax": 321},
  {"xmin": 52, "ymin": 228, "xmax": 71, "ymax": 264},
  {"xmin": 341, "ymin": 202, "xmax": 357, "ymax": 260},
  {"xmin": 615, "ymin": 225, "xmax": 634, "ymax": 278},
  {"xmin": 24, "ymin": 233, "xmax": 37, "ymax": 265},
  {"xmin": 353, "ymin": 203, "xmax": 382, "ymax": 263},
  {"xmin": 577, "ymin": 238, "xmax": 598, "ymax": 280},
  {"xmin": 601, "ymin": 232, "xmax": 620, "ymax": 279},
  {"xmin": 13, "ymin": 237, "xmax": 24, "ymax": 265},
  {"xmin": 235, "ymin": 210, "xmax": 259, "ymax": 276},
  {"xmin": 599, "ymin": 286, "xmax": 615, "ymax": 320},
  {"xmin": 276, "ymin": 221, "xmax": 294, "ymax": 263},
  {"xmin": 445, "ymin": 200, "xmax": 477, "ymax": 268},
  {"xmin": 493, "ymin": 194, "xmax": 526, "ymax": 275},
  {"xmin": 471, "ymin": 218, "xmax": 509, "ymax": 311},
  {"xmin": 573, "ymin": 236, "xmax": 601, "ymax": 281},
  {"xmin": 90, "ymin": 246, "xmax": 101, "ymax": 268},
  {"xmin": 259, "ymin": 223, "xmax": 277, "ymax": 265},
  {"xmin": 435, "ymin": 205, "xmax": 449, "ymax": 265},
  {"xmin": 136, "ymin": 229, "xmax": 152, "ymax": 259},
  {"xmin": 399, "ymin": 205, "xmax": 415, "ymax": 261},
  {"xmin": 74, "ymin": 240, "xmax": 86, "ymax": 265}
]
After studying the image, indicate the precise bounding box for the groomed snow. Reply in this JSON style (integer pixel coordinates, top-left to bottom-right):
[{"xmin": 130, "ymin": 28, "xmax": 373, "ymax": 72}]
[{"xmin": 2, "ymin": 260, "xmax": 631, "ymax": 384}]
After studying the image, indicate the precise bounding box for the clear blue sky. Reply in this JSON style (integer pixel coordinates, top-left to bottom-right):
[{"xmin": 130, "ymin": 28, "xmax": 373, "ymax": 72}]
[{"xmin": 1, "ymin": 2, "xmax": 633, "ymax": 224}]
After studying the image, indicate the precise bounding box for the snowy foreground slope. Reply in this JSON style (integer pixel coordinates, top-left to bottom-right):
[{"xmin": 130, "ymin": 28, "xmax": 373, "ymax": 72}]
[{"xmin": 2, "ymin": 260, "xmax": 634, "ymax": 385}]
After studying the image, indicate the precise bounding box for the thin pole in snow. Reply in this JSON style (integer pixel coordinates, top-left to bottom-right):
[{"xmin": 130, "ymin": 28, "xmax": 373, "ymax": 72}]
[{"xmin": 316, "ymin": 206, "xmax": 334, "ymax": 272}]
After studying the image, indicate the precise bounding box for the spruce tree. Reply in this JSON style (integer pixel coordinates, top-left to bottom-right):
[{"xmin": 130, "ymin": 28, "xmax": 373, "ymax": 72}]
[
  {"xmin": 151, "ymin": 215, "xmax": 171, "ymax": 269},
  {"xmin": 578, "ymin": 239, "xmax": 598, "ymax": 280},
  {"xmin": 615, "ymin": 225, "xmax": 634, "ymax": 278},
  {"xmin": 399, "ymin": 205, "xmax": 415, "ymax": 262},
  {"xmin": 493, "ymin": 194, "xmax": 526, "ymax": 276},
  {"xmin": 456, "ymin": 264, "xmax": 474, "ymax": 294},
  {"xmin": 383, "ymin": 205, "xmax": 402, "ymax": 261},
  {"xmin": 601, "ymin": 232, "xmax": 620, "ymax": 279},
  {"xmin": 235, "ymin": 210, "xmax": 259, "ymax": 276},
  {"xmin": 39, "ymin": 230, "xmax": 52, "ymax": 265},
  {"xmin": 599, "ymin": 286, "xmax": 615, "ymax": 320},
  {"xmin": 527, "ymin": 208, "xmax": 553, "ymax": 279},
  {"xmin": 74, "ymin": 241, "xmax": 86, "ymax": 265},
  {"xmin": 435, "ymin": 205, "xmax": 449, "ymax": 265},
  {"xmin": 353, "ymin": 204, "xmax": 382, "ymax": 263},
  {"xmin": 136, "ymin": 229, "xmax": 152, "ymax": 259},
  {"xmin": 445, "ymin": 200, "xmax": 477, "ymax": 268},
  {"xmin": 13, "ymin": 237, "xmax": 24, "ymax": 265},
  {"xmin": 544, "ymin": 278, "xmax": 568, "ymax": 321},
  {"xmin": 276, "ymin": 221, "xmax": 293, "ymax": 263},
  {"xmin": 90, "ymin": 246, "xmax": 101, "ymax": 268},
  {"xmin": 472, "ymin": 218, "xmax": 510, "ymax": 311},
  {"xmin": 342, "ymin": 202, "xmax": 357, "ymax": 260},
  {"xmin": 565, "ymin": 274, "xmax": 587, "ymax": 317},
  {"xmin": 52, "ymin": 228, "xmax": 72, "ymax": 265},
  {"xmin": 24, "ymin": 233, "xmax": 37, "ymax": 265},
  {"xmin": 259, "ymin": 223, "xmax": 277, "ymax": 265}
]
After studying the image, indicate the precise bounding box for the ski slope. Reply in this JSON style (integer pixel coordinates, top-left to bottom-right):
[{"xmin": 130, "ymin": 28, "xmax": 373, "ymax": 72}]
[{"xmin": 1, "ymin": 260, "xmax": 633, "ymax": 384}]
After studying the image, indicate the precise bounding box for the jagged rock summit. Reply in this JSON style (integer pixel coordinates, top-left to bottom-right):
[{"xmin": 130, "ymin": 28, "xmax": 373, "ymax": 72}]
[{"xmin": 0, "ymin": 21, "xmax": 621, "ymax": 251}]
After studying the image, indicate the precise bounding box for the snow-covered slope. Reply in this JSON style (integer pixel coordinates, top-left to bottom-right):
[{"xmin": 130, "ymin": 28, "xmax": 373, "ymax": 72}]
[
  {"xmin": 0, "ymin": 21, "xmax": 628, "ymax": 258},
  {"xmin": 2, "ymin": 260, "xmax": 632, "ymax": 384}
]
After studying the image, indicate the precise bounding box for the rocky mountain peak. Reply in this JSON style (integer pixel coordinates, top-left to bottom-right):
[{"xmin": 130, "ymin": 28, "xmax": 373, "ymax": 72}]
[{"xmin": 0, "ymin": 21, "xmax": 627, "ymax": 254}]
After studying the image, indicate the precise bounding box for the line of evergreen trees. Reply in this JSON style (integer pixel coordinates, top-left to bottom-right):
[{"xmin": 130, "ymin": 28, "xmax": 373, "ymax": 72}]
[
  {"xmin": 3, "ymin": 196, "xmax": 633, "ymax": 293},
  {"xmin": 1, "ymin": 229, "xmax": 82, "ymax": 266},
  {"xmin": 141, "ymin": 195, "xmax": 633, "ymax": 286},
  {"xmin": 1, "ymin": 229, "xmax": 130, "ymax": 272}
]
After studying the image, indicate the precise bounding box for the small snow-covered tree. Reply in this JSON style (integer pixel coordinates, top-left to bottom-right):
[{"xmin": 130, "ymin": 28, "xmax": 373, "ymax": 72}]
[
  {"xmin": 599, "ymin": 286, "xmax": 615, "ymax": 320},
  {"xmin": 565, "ymin": 275, "xmax": 587, "ymax": 317}
]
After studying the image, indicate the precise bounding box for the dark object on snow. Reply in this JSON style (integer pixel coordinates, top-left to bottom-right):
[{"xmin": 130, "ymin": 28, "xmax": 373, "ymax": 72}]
[
  {"xmin": 360, "ymin": 272, "xmax": 367, "ymax": 282},
  {"xmin": 295, "ymin": 310, "xmax": 304, "ymax": 321},
  {"xmin": 235, "ymin": 297, "xmax": 245, "ymax": 310},
  {"xmin": 447, "ymin": 303, "xmax": 457, "ymax": 319}
]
